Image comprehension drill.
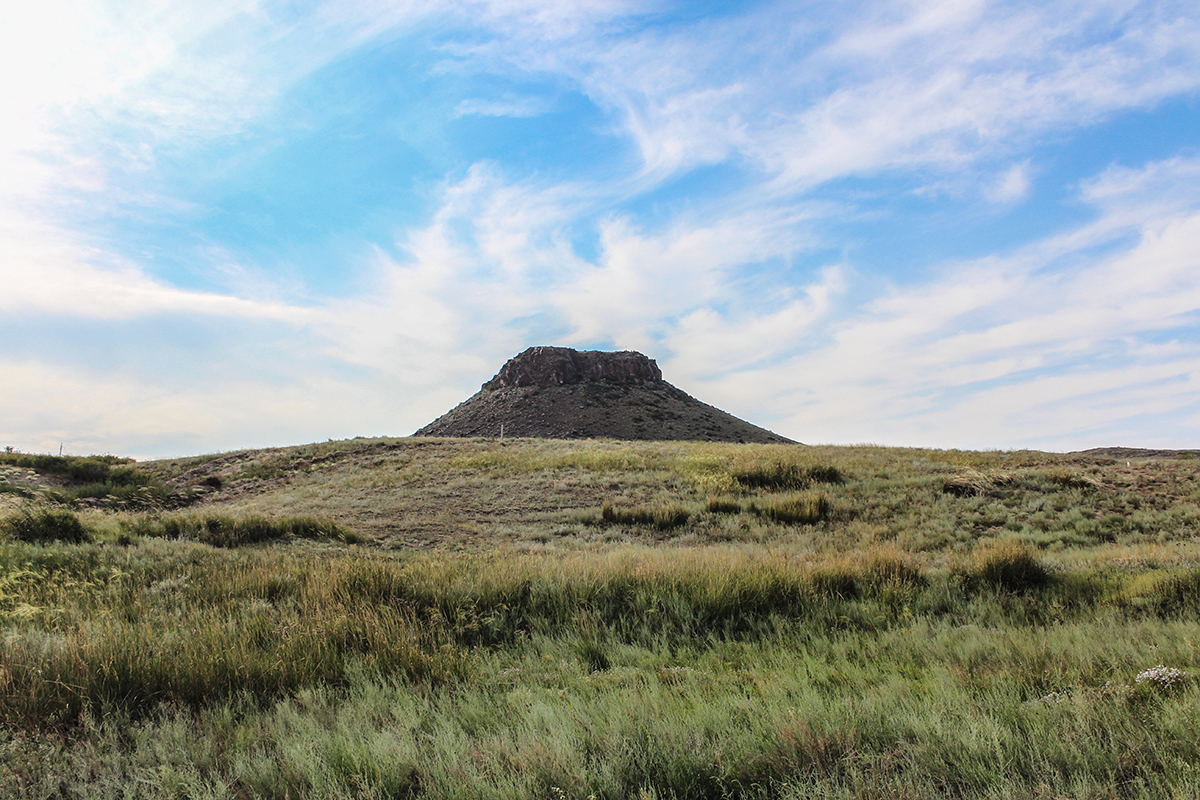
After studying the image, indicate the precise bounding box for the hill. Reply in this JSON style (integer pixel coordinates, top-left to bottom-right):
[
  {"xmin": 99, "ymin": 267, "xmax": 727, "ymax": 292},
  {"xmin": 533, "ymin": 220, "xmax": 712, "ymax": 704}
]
[{"xmin": 414, "ymin": 346, "xmax": 794, "ymax": 443}]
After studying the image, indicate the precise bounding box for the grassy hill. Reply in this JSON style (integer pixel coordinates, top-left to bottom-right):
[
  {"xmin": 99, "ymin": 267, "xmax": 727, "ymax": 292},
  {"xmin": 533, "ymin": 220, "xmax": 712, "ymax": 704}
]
[{"xmin": 2, "ymin": 439, "xmax": 1200, "ymax": 798}]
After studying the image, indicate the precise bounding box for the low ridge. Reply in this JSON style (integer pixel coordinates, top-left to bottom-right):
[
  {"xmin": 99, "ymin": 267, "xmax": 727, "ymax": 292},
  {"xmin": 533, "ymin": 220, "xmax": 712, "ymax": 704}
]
[{"xmin": 415, "ymin": 346, "xmax": 795, "ymax": 444}]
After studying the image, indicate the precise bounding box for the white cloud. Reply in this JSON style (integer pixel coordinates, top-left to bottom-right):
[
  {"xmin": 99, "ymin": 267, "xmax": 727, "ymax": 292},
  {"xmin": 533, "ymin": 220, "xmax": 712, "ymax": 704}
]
[
  {"xmin": 0, "ymin": 214, "xmax": 314, "ymax": 323},
  {"xmin": 985, "ymin": 161, "xmax": 1032, "ymax": 203},
  {"xmin": 662, "ymin": 266, "xmax": 846, "ymax": 378},
  {"xmin": 554, "ymin": 209, "xmax": 814, "ymax": 349},
  {"xmin": 0, "ymin": 354, "xmax": 429, "ymax": 460},
  {"xmin": 0, "ymin": 0, "xmax": 390, "ymax": 326},
  {"xmin": 313, "ymin": 165, "xmax": 586, "ymax": 392},
  {"xmin": 453, "ymin": 95, "xmax": 554, "ymax": 118},
  {"xmin": 312, "ymin": 162, "xmax": 828, "ymax": 396},
  {"xmin": 1080, "ymin": 156, "xmax": 1200, "ymax": 225}
]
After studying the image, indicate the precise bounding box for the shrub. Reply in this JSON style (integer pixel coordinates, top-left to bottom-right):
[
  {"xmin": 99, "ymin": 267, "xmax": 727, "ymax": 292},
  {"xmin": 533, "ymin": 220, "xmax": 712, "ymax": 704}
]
[
  {"xmin": 1, "ymin": 508, "xmax": 92, "ymax": 544},
  {"xmin": 0, "ymin": 453, "xmax": 167, "ymax": 509}
]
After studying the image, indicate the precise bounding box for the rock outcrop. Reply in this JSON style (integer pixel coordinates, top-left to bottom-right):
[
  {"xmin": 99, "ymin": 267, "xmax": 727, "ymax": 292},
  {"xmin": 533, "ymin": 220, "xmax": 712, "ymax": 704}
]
[
  {"xmin": 483, "ymin": 347, "xmax": 661, "ymax": 389},
  {"xmin": 415, "ymin": 347, "xmax": 795, "ymax": 444}
]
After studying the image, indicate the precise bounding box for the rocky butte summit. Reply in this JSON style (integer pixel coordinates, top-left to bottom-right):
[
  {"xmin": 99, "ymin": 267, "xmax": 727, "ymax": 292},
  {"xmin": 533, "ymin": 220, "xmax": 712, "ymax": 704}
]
[{"xmin": 414, "ymin": 346, "xmax": 795, "ymax": 444}]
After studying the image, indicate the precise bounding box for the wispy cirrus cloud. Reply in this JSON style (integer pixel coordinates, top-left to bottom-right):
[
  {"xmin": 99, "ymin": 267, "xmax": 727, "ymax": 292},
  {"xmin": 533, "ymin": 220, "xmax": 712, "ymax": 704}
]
[
  {"xmin": 458, "ymin": 0, "xmax": 1200, "ymax": 191},
  {"xmin": 453, "ymin": 95, "xmax": 555, "ymax": 118},
  {"xmin": 704, "ymin": 153, "xmax": 1200, "ymax": 448}
]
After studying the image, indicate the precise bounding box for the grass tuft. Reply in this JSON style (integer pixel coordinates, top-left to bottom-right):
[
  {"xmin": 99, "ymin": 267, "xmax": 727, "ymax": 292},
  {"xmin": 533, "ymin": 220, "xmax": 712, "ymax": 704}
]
[
  {"xmin": 961, "ymin": 540, "xmax": 1051, "ymax": 593},
  {"xmin": 598, "ymin": 502, "xmax": 692, "ymax": 530},
  {"xmin": 575, "ymin": 639, "xmax": 612, "ymax": 672},
  {"xmin": 731, "ymin": 462, "xmax": 842, "ymax": 491},
  {"xmin": 120, "ymin": 513, "xmax": 360, "ymax": 547},
  {"xmin": 943, "ymin": 470, "xmax": 1014, "ymax": 497},
  {"xmin": 1123, "ymin": 570, "xmax": 1200, "ymax": 616},
  {"xmin": 705, "ymin": 496, "xmax": 741, "ymax": 514},
  {"xmin": 856, "ymin": 549, "xmax": 926, "ymax": 593},
  {"xmin": 750, "ymin": 491, "xmax": 830, "ymax": 524}
]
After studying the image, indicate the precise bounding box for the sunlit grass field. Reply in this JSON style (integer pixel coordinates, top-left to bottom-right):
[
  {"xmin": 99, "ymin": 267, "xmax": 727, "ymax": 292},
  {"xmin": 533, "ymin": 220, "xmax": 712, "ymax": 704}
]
[{"xmin": 2, "ymin": 438, "xmax": 1199, "ymax": 798}]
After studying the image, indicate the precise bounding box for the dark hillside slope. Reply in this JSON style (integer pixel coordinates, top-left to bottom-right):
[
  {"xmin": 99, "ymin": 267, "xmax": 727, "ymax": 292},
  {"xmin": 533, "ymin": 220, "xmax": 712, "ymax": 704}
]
[{"xmin": 415, "ymin": 346, "xmax": 794, "ymax": 444}]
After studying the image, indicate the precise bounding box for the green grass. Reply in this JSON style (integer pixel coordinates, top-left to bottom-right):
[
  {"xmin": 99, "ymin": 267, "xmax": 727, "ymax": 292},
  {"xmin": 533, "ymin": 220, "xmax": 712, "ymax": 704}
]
[
  {"xmin": 3, "ymin": 438, "xmax": 1200, "ymax": 798},
  {"xmin": 2, "ymin": 539, "xmax": 1198, "ymax": 722},
  {"xmin": 2, "ymin": 540, "xmax": 1199, "ymax": 797},
  {"xmin": 0, "ymin": 483, "xmax": 34, "ymax": 500}
]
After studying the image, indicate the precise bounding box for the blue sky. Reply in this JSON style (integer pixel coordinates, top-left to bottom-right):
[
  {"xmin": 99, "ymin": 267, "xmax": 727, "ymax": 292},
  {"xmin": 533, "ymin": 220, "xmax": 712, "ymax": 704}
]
[{"xmin": 4, "ymin": 0, "xmax": 1200, "ymax": 459}]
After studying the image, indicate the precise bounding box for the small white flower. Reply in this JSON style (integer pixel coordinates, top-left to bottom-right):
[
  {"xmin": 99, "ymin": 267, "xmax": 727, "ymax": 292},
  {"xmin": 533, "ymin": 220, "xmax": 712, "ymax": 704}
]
[
  {"xmin": 1135, "ymin": 665, "xmax": 1187, "ymax": 687},
  {"xmin": 1037, "ymin": 689, "xmax": 1071, "ymax": 704}
]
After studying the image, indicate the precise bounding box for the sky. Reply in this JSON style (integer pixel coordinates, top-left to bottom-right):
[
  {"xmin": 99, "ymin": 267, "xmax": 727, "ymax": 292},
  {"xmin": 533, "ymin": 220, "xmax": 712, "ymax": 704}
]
[{"xmin": 3, "ymin": 0, "xmax": 1200, "ymax": 459}]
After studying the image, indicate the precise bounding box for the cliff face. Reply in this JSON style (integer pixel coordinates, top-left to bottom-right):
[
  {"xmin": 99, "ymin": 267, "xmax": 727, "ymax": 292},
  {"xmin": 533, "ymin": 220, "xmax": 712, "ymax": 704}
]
[{"xmin": 482, "ymin": 347, "xmax": 662, "ymax": 390}]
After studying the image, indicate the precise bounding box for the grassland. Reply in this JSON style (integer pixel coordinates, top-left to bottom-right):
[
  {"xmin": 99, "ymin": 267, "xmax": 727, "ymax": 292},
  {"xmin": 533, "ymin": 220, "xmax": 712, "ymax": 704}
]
[{"xmin": 2, "ymin": 438, "xmax": 1199, "ymax": 798}]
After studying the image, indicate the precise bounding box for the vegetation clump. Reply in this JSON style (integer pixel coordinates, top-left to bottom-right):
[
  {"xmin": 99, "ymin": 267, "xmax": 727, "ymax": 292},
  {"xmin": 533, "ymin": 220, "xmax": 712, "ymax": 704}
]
[
  {"xmin": 942, "ymin": 469, "xmax": 1015, "ymax": 497},
  {"xmin": 0, "ymin": 452, "xmax": 168, "ymax": 509},
  {"xmin": 0, "ymin": 452, "xmax": 130, "ymax": 483},
  {"xmin": 1, "ymin": 508, "xmax": 92, "ymax": 544},
  {"xmin": 1124, "ymin": 569, "xmax": 1200, "ymax": 616}
]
